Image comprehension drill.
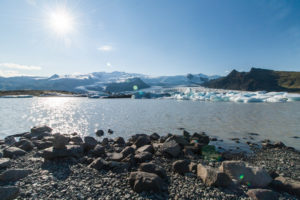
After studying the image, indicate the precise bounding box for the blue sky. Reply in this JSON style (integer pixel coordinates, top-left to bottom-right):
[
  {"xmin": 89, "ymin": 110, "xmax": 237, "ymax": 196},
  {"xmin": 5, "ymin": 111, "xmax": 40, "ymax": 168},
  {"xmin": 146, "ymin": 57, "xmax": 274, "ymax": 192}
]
[{"xmin": 0, "ymin": 0, "xmax": 300, "ymax": 77}]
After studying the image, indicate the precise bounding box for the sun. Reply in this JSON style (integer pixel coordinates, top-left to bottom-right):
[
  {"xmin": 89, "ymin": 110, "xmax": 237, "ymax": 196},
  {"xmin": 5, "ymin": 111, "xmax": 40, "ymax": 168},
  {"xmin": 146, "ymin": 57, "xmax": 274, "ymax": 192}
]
[{"xmin": 48, "ymin": 8, "xmax": 75, "ymax": 36}]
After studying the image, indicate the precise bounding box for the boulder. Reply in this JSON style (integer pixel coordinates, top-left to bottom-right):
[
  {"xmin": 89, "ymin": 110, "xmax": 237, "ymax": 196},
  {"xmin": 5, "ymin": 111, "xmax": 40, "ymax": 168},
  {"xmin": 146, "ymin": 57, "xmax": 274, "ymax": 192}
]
[
  {"xmin": 53, "ymin": 133, "xmax": 69, "ymax": 149},
  {"xmin": 136, "ymin": 145, "xmax": 154, "ymax": 154},
  {"xmin": 161, "ymin": 140, "xmax": 181, "ymax": 157},
  {"xmin": 165, "ymin": 135, "xmax": 189, "ymax": 147},
  {"xmin": 42, "ymin": 145, "xmax": 83, "ymax": 160},
  {"xmin": 70, "ymin": 136, "xmax": 83, "ymax": 145},
  {"xmin": 197, "ymin": 164, "xmax": 233, "ymax": 187},
  {"xmin": 247, "ymin": 189, "xmax": 278, "ymax": 200},
  {"xmin": 114, "ymin": 137, "xmax": 125, "ymax": 146},
  {"xmin": 95, "ymin": 130, "xmax": 104, "ymax": 137},
  {"xmin": 271, "ymin": 176, "xmax": 300, "ymax": 197},
  {"xmin": 121, "ymin": 146, "xmax": 135, "ymax": 158},
  {"xmin": 189, "ymin": 162, "xmax": 197, "ymax": 173},
  {"xmin": 0, "ymin": 186, "xmax": 19, "ymax": 200},
  {"xmin": 90, "ymin": 144, "xmax": 105, "ymax": 156},
  {"xmin": 134, "ymin": 136, "xmax": 151, "ymax": 148},
  {"xmin": 191, "ymin": 132, "xmax": 209, "ymax": 145},
  {"xmin": 139, "ymin": 162, "xmax": 167, "ymax": 179},
  {"xmin": 15, "ymin": 139, "xmax": 34, "ymax": 152},
  {"xmin": 0, "ymin": 158, "xmax": 11, "ymax": 169},
  {"xmin": 0, "ymin": 169, "xmax": 33, "ymax": 182},
  {"xmin": 4, "ymin": 136, "xmax": 16, "ymax": 145},
  {"xmin": 107, "ymin": 152, "xmax": 124, "ymax": 162},
  {"xmin": 101, "ymin": 138, "xmax": 109, "ymax": 146},
  {"xmin": 134, "ymin": 152, "xmax": 153, "ymax": 163},
  {"xmin": 84, "ymin": 136, "xmax": 98, "ymax": 151},
  {"xmin": 33, "ymin": 140, "xmax": 52, "ymax": 150},
  {"xmin": 219, "ymin": 161, "xmax": 272, "ymax": 188},
  {"xmin": 107, "ymin": 161, "xmax": 129, "ymax": 172},
  {"xmin": 129, "ymin": 171, "xmax": 165, "ymax": 193},
  {"xmin": 3, "ymin": 147, "xmax": 26, "ymax": 158},
  {"xmin": 30, "ymin": 125, "xmax": 52, "ymax": 137},
  {"xmin": 150, "ymin": 133, "xmax": 160, "ymax": 140},
  {"xmin": 172, "ymin": 160, "xmax": 190, "ymax": 175},
  {"xmin": 88, "ymin": 158, "xmax": 108, "ymax": 170},
  {"xmin": 108, "ymin": 129, "xmax": 114, "ymax": 134}
]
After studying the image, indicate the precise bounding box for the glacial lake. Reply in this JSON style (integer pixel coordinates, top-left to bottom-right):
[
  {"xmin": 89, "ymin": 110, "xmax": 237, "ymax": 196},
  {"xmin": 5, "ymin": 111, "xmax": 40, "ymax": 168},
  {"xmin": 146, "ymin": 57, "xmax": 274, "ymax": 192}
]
[{"xmin": 0, "ymin": 97, "xmax": 300, "ymax": 151}]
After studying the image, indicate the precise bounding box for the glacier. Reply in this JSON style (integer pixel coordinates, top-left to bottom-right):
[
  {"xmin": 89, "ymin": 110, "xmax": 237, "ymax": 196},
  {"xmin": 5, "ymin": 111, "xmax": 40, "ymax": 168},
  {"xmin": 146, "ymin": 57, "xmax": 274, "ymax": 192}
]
[{"xmin": 132, "ymin": 87, "xmax": 300, "ymax": 103}]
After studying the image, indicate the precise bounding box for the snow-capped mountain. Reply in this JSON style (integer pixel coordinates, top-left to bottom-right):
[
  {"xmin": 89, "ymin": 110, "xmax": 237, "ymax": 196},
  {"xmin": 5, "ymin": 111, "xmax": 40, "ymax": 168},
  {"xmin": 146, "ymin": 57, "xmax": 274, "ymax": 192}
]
[{"xmin": 0, "ymin": 71, "xmax": 220, "ymax": 93}]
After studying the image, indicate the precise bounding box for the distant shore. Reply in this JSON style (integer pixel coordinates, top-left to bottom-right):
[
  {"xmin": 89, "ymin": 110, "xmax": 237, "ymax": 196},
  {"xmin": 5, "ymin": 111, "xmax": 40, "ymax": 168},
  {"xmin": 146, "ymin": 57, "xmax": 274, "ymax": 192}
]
[{"xmin": 0, "ymin": 126, "xmax": 299, "ymax": 199}]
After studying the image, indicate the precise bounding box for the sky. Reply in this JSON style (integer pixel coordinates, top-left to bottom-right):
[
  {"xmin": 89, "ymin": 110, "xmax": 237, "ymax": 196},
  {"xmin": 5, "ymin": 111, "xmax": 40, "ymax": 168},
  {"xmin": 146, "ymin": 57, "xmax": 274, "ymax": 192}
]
[{"xmin": 1, "ymin": 0, "xmax": 300, "ymax": 77}]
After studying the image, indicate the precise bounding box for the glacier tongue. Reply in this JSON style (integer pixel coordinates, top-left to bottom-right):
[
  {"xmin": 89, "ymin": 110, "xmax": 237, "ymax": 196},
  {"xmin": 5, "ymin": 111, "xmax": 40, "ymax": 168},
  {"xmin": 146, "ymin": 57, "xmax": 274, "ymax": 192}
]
[{"xmin": 132, "ymin": 87, "xmax": 300, "ymax": 103}]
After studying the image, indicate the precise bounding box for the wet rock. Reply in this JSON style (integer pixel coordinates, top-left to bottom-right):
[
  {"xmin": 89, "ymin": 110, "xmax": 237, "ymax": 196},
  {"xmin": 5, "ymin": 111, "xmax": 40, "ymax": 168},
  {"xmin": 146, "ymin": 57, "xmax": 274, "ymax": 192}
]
[
  {"xmin": 183, "ymin": 130, "xmax": 191, "ymax": 138},
  {"xmin": 172, "ymin": 160, "xmax": 190, "ymax": 175},
  {"xmin": 165, "ymin": 135, "xmax": 189, "ymax": 147},
  {"xmin": 95, "ymin": 130, "xmax": 104, "ymax": 137},
  {"xmin": 30, "ymin": 125, "xmax": 52, "ymax": 138},
  {"xmin": 273, "ymin": 141, "xmax": 285, "ymax": 148},
  {"xmin": 121, "ymin": 146, "xmax": 135, "ymax": 158},
  {"xmin": 0, "ymin": 169, "xmax": 33, "ymax": 182},
  {"xmin": 90, "ymin": 144, "xmax": 105, "ymax": 156},
  {"xmin": 161, "ymin": 140, "xmax": 181, "ymax": 157},
  {"xmin": 0, "ymin": 186, "xmax": 19, "ymax": 200},
  {"xmin": 134, "ymin": 136, "xmax": 151, "ymax": 148},
  {"xmin": 15, "ymin": 139, "xmax": 34, "ymax": 152},
  {"xmin": 108, "ymin": 129, "xmax": 114, "ymax": 134},
  {"xmin": 4, "ymin": 136, "xmax": 16, "ymax": 145},
  {"xmin": 53, "ymin": 133, "xmax": 69, "ymax": 149},
  {"xmin": 247, "ymin": 189, "xmax": 278, "ymax": 200},
  {"xmin": 271, "ymin": 176, "xmax": 300, "ymax": 197},
  {"xmin": 33, "ymin": 140, "xmax": 52, "ymax": 150},
  {"xmin": 70, "ymin": 136, "xmax": 83, "ymax": 145},
  {"xmin": 134, "ymin": 152, "xmax": 153, "ymax": 163},
  {"xmin": 88, "ymin": 158, "xmax": 108, "ymax": 170},
  {"xmin": 219, "ymin": 161, "xmax": 272, "ymax": 187},
  {"xmin": 191, "ymin": 132, "xmax": 209, "ymax": 145},
  {"xmin": 150, "ymin": 133, "xmax": 160, "ymax": 140},
  {"xmin": 136, "ymin": 144, "xmax": 154, "ymax": 154},
  {"xmin": 114, "ymin": 137, "xmax": 125, "ymax": 146},
  {"xmin": 42, "ymin": 145, "xmax": 83, "ymax": 160},
  {"xmin": 139, "ymin": 162, "xmax": 167, "ymax": 179},
  {"xmin": 197, "ymin": 164, "xmax": 233, "ymax": 187},
  {"xmin": 0, "ymin": 158, "xmax": 11, "ymax": 168},
  {"xmin": 3, "ymin": 147, "xmax": 26, "ymax": 158},
  {"xmin": 129, "ymin": 171, "xmax": 165, "ymax": 193},
  {"xmin": 101, "ymin": 138, "xmax": 109, "ymax": 146},
  {"xmin": 84, "ymin": 136, "xmax": 98, "ymax": 151}
]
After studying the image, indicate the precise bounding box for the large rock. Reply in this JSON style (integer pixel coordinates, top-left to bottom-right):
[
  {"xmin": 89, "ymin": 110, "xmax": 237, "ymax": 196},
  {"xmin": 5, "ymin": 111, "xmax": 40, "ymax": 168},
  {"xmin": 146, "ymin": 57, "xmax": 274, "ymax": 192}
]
[
  {"xmin": 0, "ymin": 169, "xmax": 33, "ymax": 182},
  {"xmin": 70, "ymin": 136, "xmax": 83, "ymax": 145},
  {"xmin": 53, "ymin": 133, "xmax": 69, "ymax": 149},
  {"xmin": 165, "ymin": 135, "xmax": 189, "ymax": 147},
  {"xmin": 150, "ymin": 133, "xmax": 160, "ymax": 140},
  {"xmin": 134, "ymin": 152, "xmax": 153, "ymax": 163},
  {"xmin": 197, "ymin": 164, "xmax": 233, "ymax": 187},
  {"xmin": 219, "ymin": 161, "xmax": 272, "ymax": 188},
  {"xmin": 139, "ymin": 162, "xmax": 167, "ymax": 179},
  {"xmin": 114, "ymin": 137, "xmax": 125, "ymax": 146},
  {"xmin": 0, "ymin": 158, "xmax": 11, "ymax": 169},
  {"xmin": 191, "ymin": 132, "xmax": 209, "ymax": 145},
  {"xmin": 88, "ymin": 158, "xmax": 108, "ymax": 170},
  {"xmin": 42, "ymin": 145, "xmax": 83, "ymax": 160},
  {"xmin": 121, "ymin": 146, "xmax": 135, "ymax": 158},
  {"xmin": 129, "ymin": 171, "xmax": 165, "ymax": 193},
  {"xmin": 4, "ymin": 136, "xmax": 16, "ymax": 145},
  {"xmin": 30, "ymin": 125, "xmax": 52, "ymax": 138},
  {"xmin": 136, "ymin": 145, "xmax": 154, "ymax": 154},
  {"xmin": 33, "ymin": 140, "xmax": 52, "ymax": 150},
  {"xmin": 134, "ymin": 136, "xmax": 151, "ymax": 148},
  {"xmin": 84, "ymin": 136, "xmax": 98, "ymax": 151},
  {"xmin": 90, "ymin": 144, "xmax": 105, "ymax": 156},
  {"xmin": 107, "ymin": 152, "xmax": 124, "ymax": 162},
  {"xmin": 15, "ymin": 139, "xmax": 34, "ymax": 152},
  {"xmin": 271, "ymin": 176, "xmax": 300, "ymax": 198},
  {"xmin": 172, "ymin": 160, "xmax": 190, "ymax": 175},
  {"xmin": 0, "ymin": 186, "xmax": 20, "ymax": 200},
  {"xmin": 247, "ymin": 189, "xmax": 278, "ymax": 200},
  {"xmin": 3, "ymin": 147, "xmax": 26, "ymax": 158},
  {"xmin": 161, "ymin": 140, "xmax": 181, "ymax": 157},
  {"xmin": 95, "ymin": 130, "xmax": 104, "ymax": 137}
]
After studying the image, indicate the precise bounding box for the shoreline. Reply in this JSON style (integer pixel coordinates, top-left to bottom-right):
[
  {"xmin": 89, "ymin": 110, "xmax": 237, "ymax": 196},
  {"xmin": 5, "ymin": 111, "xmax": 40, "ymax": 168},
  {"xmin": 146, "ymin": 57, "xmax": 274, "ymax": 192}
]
[{"xmin": 0, "ymin": 126, "xmax": 299, "ymax": 199}]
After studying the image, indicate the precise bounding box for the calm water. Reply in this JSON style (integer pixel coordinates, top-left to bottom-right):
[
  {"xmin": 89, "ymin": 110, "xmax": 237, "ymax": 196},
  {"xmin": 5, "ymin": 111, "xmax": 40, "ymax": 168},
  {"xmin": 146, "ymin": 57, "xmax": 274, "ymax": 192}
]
[{"xmin": 0, "ymin": 97, "xmax": 300, "ymax": 150}]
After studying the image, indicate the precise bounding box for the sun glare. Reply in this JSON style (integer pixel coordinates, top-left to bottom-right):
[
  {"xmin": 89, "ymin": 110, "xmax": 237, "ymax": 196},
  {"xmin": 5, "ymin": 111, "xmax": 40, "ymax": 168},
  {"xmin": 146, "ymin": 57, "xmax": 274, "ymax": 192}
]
[{"xmin": 48, "ymin": 8, "xmax": 75, "ymax": 36}]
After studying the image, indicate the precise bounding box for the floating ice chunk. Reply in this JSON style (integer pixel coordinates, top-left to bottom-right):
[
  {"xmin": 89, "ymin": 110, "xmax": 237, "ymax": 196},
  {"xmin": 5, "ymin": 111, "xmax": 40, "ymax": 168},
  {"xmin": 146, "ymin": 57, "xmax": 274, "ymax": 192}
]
[{"xmin": 286, "ymin": 94, "xmax": 300, "ymax": 101}]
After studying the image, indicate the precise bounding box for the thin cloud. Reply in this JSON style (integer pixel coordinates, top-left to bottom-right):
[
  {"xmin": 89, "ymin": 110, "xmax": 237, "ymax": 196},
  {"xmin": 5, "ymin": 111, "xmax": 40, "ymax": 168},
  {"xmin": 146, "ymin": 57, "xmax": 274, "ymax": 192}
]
[
  {"xmin": 0, "ymin": 70, "xmax": 33, "ymax": 77},
  {"xmin": 0, "ymin": 63, "xmax": 42, "ymax": 70},
  {"xmin": 98, "ymin": 45, "xmax": 113, "ymax": 52}
]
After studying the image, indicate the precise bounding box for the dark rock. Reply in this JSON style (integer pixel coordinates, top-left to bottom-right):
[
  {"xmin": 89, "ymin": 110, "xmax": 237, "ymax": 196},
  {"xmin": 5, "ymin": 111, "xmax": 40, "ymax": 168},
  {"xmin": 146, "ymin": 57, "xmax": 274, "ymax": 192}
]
[
  {"xmin": 88, "ymin": 158, "xmax": 108, "ymax": 170},
  {"xmin": 30, "ymin": 125, "xmax": 52, "ymax": 138},
  {"xmin": 165, "ymin": 135, "xmax": 189, "ymax": 147},
  {"xmin": 197, "ymin": 164, "xmax": 233, "ymax": 187},
  {"xmin": 95, "ymin": 130, "xmax": 104, "ymax": 137},
  {"xmin": 33, "ymin": 140, "xmax": 52, "ymax": 150},
  {"xmin": 247, "ymin": 189, "xmax": 278, "ymax": 200},
  {"xmin": 107, "ymin": 161, "xmax": 129, "ymax": 172},
  {"xmin": 4, "ymin": 136, "xmax": 16, "ymax": 145},
  {"xmin": 191, "ymin": 132, "xmax": 209, "ymax": 145},
  {"xmin": 0, "ymin": 186, "xmax": 20, "ymax": 200},
  {"xmin": 53, "ymin": 133, "xmax": 69, "ymax": 149},
  {"xmin": 183, "ymin": 130, "xmax": 191, "ymax": 138},
  {"xmin": 0, "ymin": 169, "xmax": 33, "ymax": 182},
  {"xmin": 129, "ymin": 171, "xmax": 165, "ymax": 193},
  {"xmin": 42, "ymin": 145, "xmax": 83, "ymax": 160},
  {"xmin": 0, "ymin": 158, "xmax": 11, "ymax": 169},
  {"xmin": 90, "ymin": 144, "xmax": 105, "ymax": 156},
  {"xmin": 84, "ymin": 136, "xmax": 98, "ymax": 151},
  {"xmin": 70, "ymin": 136, "xmax": 83, "ymax": 145},
  {"xmin": 3, "ymin": 147, "xmax": 26, "ymax": 158},
  {"xmin": 114, "ymin": 137, "xmax": 125, "ymax": 146},
  {"xmin": 108, "ymin": 129, "xmax": 114, "ymax": 134},
  {"xmin": 150, "ymin": 133, "xmax": 160, "ymax": 140},
  {"xmin": 15, "ymin": 139, "xmax": 34, "ymax": 152},
  {"xmin": 139, "ymin": 162, "xmax": 167, "ymax": 179},
  {"xmin": 161, "ymin": 140, "xmax": 181, "ymax": 157},
  {"xmin": 189, "ymin": 162, "xmax": 197, "ymax": 173},
  {"xmin": 121, "ymin": 146, "xmax": 135, "ymax": 158},
  {"xmin": 273, "ymin": 141, "xmax": 285, "ymax": 148},
  {"xmin": 134, "ymin": 152, "xmax": 153, "ymax": 163},
  {"xmin": 270, "ymin": 176, "xmax": 300, "ymax": 197},
  {"xmin": 134, "ymin": 136, "xmax": 151, "ymax": 148},
  {"xmin": 210, "ymin": 137, "xmax": 217, "ymax": 141},
  {"xmin": 136, "ymin": 145, "xmax": 154, "ymax": 154},
  {"xmin": 172, "ymin": 160, "xmax": 190, "ymax": 175},
  {"xmin": 101, "ymin": 138, "xmax": 109, "ymax": 146}
]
